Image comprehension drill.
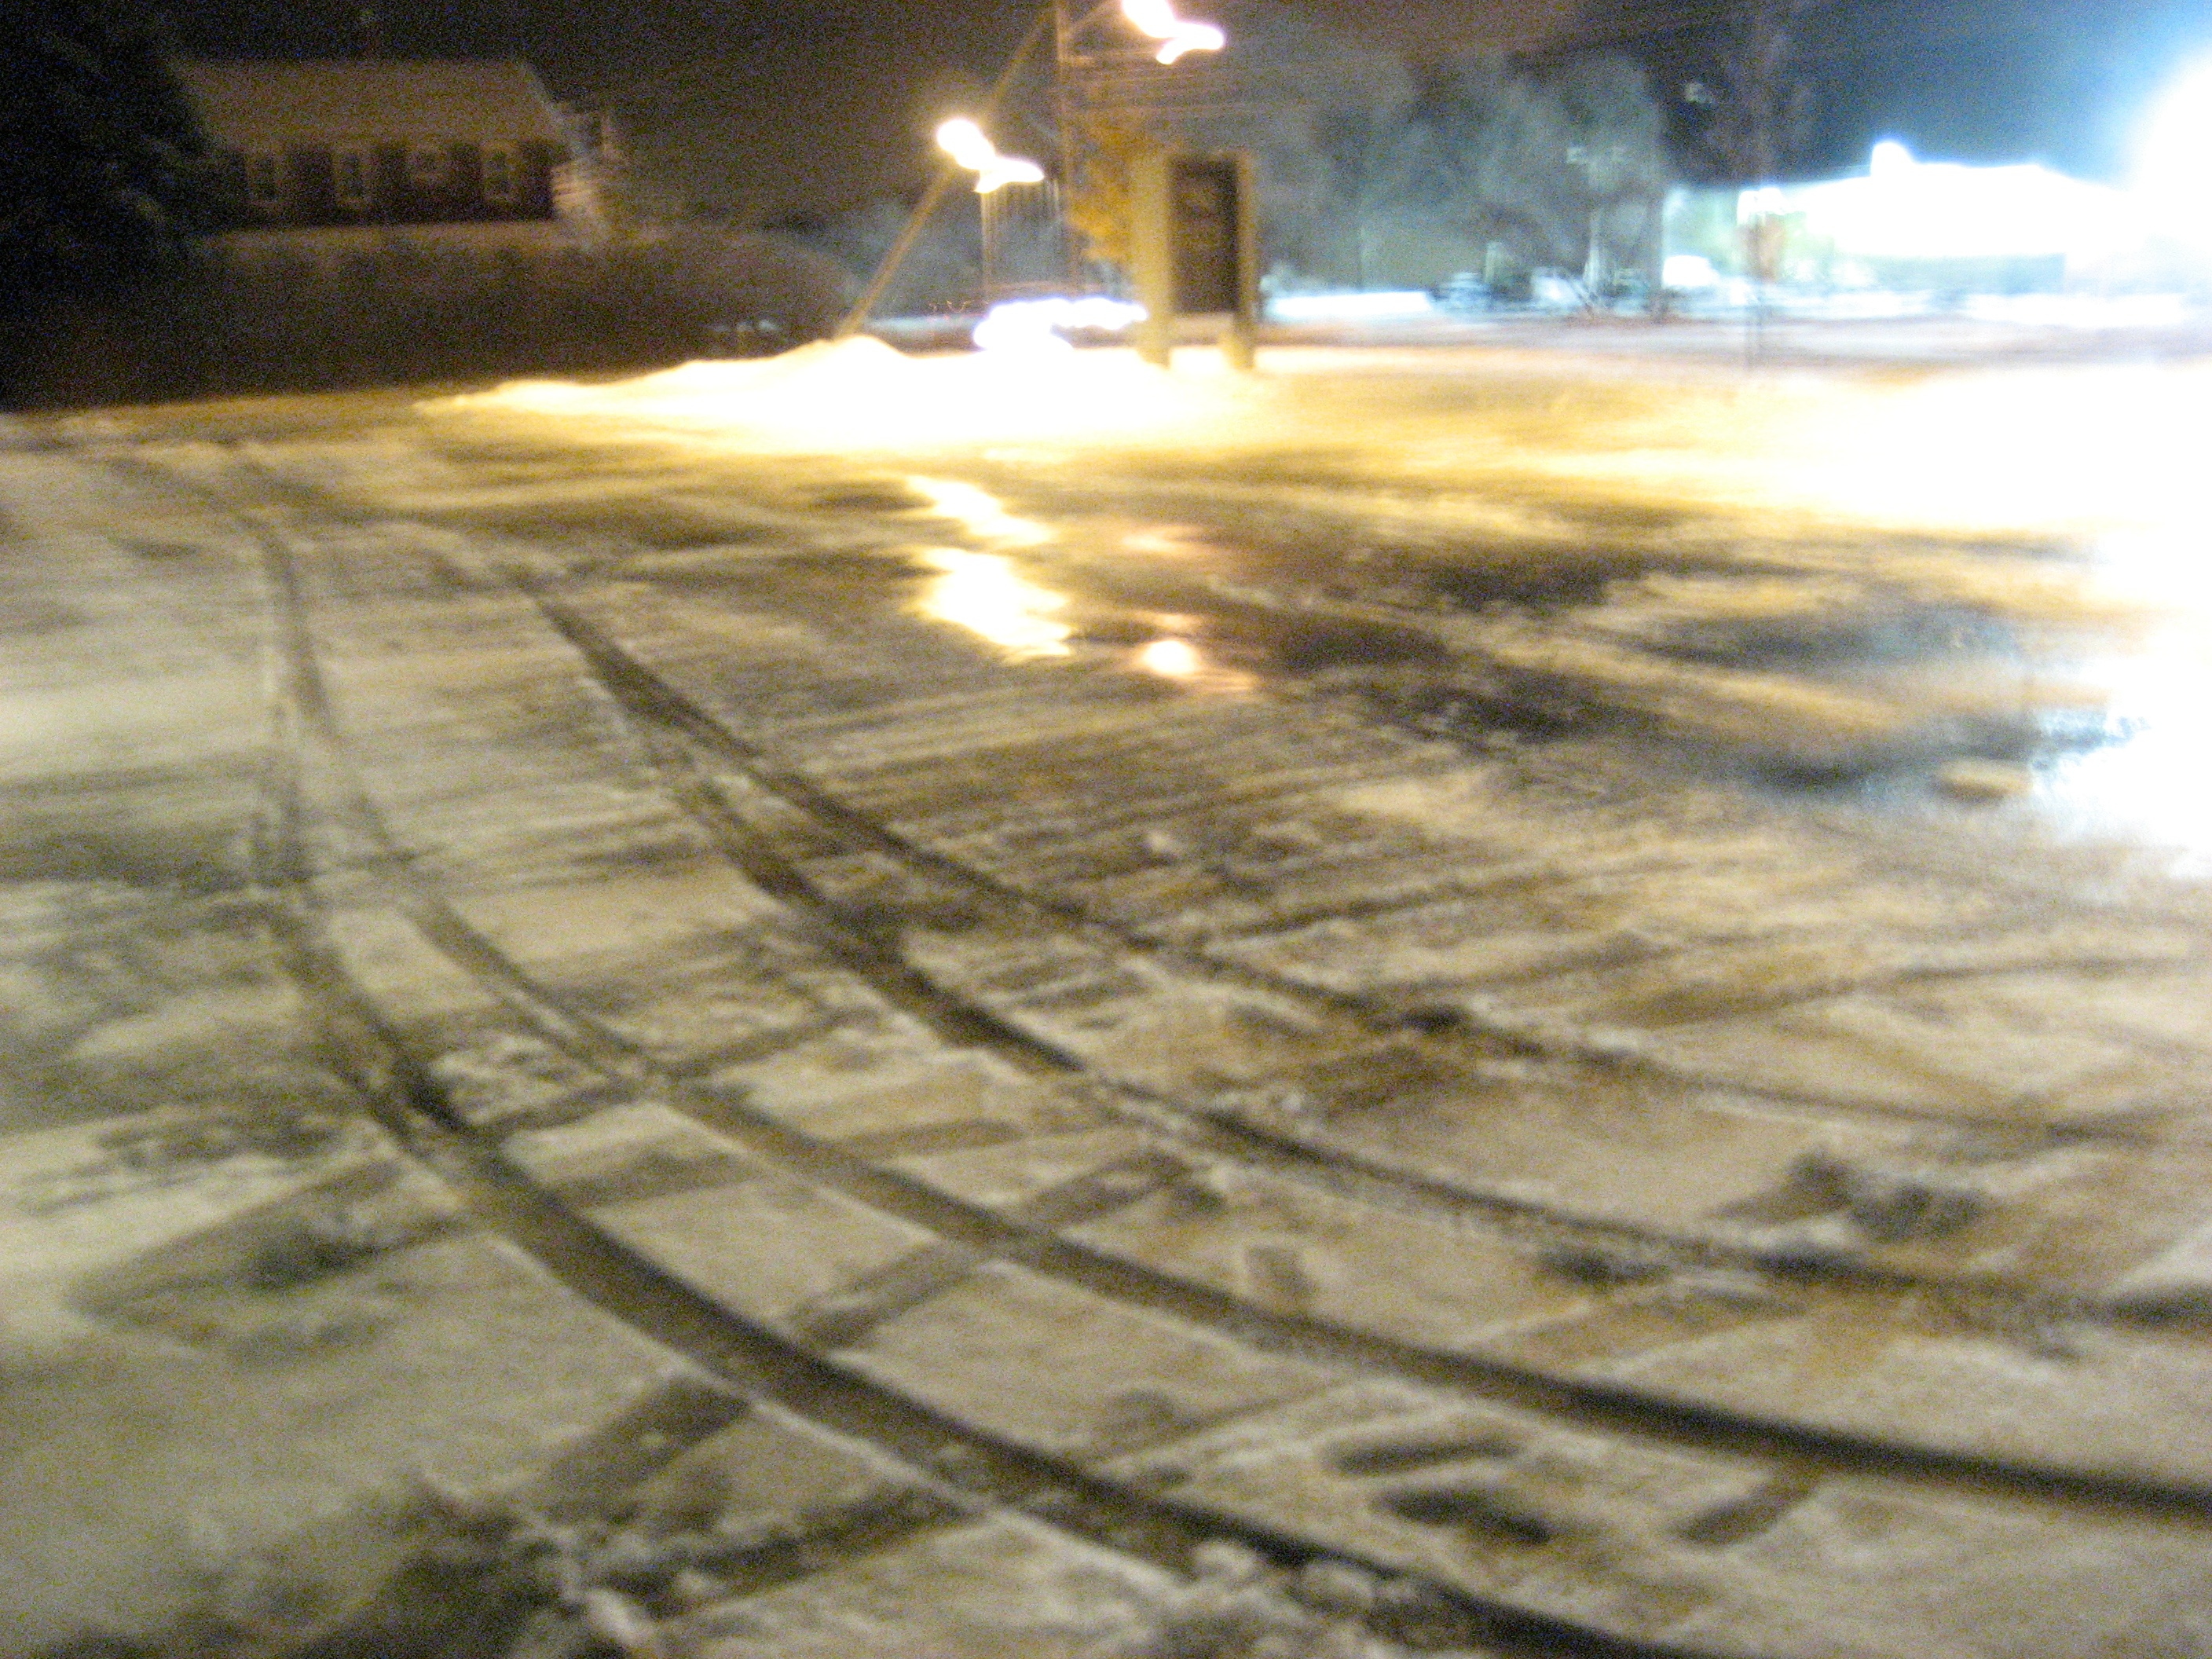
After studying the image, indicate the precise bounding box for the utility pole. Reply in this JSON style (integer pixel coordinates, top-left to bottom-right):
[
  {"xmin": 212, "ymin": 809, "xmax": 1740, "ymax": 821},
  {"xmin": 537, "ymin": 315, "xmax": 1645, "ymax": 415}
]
[{"xmin": 1702, "ymin": 0, "xmax": 1813, "ymax": 362}]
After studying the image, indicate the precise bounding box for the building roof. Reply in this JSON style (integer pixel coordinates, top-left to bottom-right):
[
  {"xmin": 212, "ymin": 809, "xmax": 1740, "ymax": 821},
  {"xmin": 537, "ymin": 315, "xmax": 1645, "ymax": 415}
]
[{"xmin": 176, "ymin": 59, "xmax": 567, "ymax": 146}]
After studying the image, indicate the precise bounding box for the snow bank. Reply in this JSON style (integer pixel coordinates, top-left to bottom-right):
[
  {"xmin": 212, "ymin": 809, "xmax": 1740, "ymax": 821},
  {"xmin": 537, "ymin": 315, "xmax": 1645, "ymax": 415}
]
[
  {"xmin": 434, "ymin": 339, "xmax": 2212, "ymax": 548},
  {"xmin": 430, "ymin": 335, "xmax": 1251, "ymax": 453},
  {"xmin": 1266, "ymin": 291, "xmax": 1438, "ymax": 324}
]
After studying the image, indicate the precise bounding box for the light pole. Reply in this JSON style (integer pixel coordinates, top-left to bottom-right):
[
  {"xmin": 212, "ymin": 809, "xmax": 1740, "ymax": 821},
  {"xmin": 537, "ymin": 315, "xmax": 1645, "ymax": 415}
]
[
  {"xmin": 833, "ymin": 6, "xmax": 1054, "ymax": 340},
  {"xmin": 936, "ymin": 118, "xmax": 1048, "ymax": 305},
  {"xmin": 833, "ymin": 0, "xmax": 1228, "ymax": 340}
]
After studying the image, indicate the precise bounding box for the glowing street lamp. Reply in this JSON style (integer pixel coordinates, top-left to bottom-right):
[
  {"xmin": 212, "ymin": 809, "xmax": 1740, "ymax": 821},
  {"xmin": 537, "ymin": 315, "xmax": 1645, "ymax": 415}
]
[
  {"xmin": 936, "ymin": 117, "xmax": 1045, "ymax": 194},
  {"xmin": 1119, "ymin": 0, "xmax": 1224, "ymax": 65}
]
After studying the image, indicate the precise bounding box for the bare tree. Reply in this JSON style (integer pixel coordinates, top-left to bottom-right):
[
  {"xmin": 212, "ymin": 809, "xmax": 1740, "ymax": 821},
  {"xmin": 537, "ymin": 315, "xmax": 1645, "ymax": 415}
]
[
  {"xmin": 1694, "ymin": 0, "xmax": 1814, "ymax": 353},
  {"xmin": 1124, "ymin": 17, "xmax": 1668, "ymax": 297},
  {"xmin": 1552, "ymin": 55, "xmax": 1671, "ymax": 295},
  {"xmin": 1700, "ymin": 0, "xmax": 1813, "ymax": 291},
  {"xmin": 1219, "ymin": 16, "xmax": 1420, "ymax": 289},
  {"xmin": 1700, "ymin": 0, "xmax": 1815, "ymax": 190},
  {"xmin": 1377, "ymin": 52, "xmax": 1668, "ymax": 298}
]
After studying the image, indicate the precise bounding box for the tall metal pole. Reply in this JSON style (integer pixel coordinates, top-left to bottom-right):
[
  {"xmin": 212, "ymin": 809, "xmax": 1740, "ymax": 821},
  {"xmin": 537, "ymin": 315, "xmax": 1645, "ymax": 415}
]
[{"xmin": 981, "ymin": 187, "xmax": 1002, "ymax": 301}]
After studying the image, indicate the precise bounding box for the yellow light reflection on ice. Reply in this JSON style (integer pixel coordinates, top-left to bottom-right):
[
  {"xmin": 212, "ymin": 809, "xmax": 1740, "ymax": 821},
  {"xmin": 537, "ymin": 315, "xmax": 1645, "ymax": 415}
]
[
  {"xmin": 1121, "ymin": 528, "xmax": 1205, "ymax": 557},
  {"xmin": 906, "ymin": 477, "xmax": 1054, "ymax": 548},
  {"xmin": 1136, "ymin": 638, "xmax": 1203, "ymax": 676},
  {"xmin": 1128, "ymin": 632, "xmax": 1256, "ymax": 694},
  {"xmin": 917, "ymin": 548, "xmax": 1073, "ymax": 658},
  {"xmin": 1121, "ymin": 0, "xmax": 1224, "ymax": 63}
]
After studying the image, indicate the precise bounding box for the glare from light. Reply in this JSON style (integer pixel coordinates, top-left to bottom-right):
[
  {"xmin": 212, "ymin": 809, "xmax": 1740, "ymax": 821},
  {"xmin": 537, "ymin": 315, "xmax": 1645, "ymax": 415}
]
[
  {"xmin": 1120, "ymin": 0, "xmax": 1225, "ymax": 64},
  {"xmin": 435, "ymin": 341, "xmax": 2212, "ymax": 858},
  {"xmin": 2134, "ymin": 57, "xmax": 2212, "ymax": 247},
  {"xmin": 972, "ymin": 295, "xmax": 1146, "ymax": 356},
  {"xmin": 916, "ymin": 548, "xmax": 1072, "ymax": 657},
  {"xmin": 1661, "ymin": 253, "xmax": 1719, "ymax": 289},
  {"xmin": 1772, "ymin": 363, "xmax": 2212, "ymax": 536},
  {"xmin": 1713, "ymin": 93, "xmax": 2212, "ymax": 287},
  {"xmin": 936, "ymin": 117, "xmax": 1046, "ymax": 194},
  {"xmin": 2037, "ymin": 526, "xmax": 2212, "ymax": 873},
  {"xmin": 1136, "ymin": 638, "xmax": 1203, "ymax": 676}
]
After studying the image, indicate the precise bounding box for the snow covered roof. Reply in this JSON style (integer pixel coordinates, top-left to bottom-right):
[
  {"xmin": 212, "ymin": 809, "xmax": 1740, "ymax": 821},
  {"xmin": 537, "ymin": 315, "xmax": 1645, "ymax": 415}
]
[{"xmin": 177, "ymin": 59, "xmax": 566, "ymax": 148}]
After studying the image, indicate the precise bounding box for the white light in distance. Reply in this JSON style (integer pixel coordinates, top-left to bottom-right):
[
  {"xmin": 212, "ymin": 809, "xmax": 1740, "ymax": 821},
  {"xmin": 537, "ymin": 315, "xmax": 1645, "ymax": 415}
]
[
  {"xmin": 2135, "ymin": 57, "xmax": 2212, "ymax": 244},
  {"xmin": 972, "ymin": 295, "xmax": 1146, "ymax": 354}
]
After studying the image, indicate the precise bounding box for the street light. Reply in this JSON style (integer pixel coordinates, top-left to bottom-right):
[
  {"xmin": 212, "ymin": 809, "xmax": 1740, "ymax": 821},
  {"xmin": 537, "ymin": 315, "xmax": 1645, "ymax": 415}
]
[
  {"xmin": 936, "ymin": 117, "xmax": 1046, "ymax": 194},
  {"xmin": 1118, "ymin": 0, "xmax": 1224, "ymax": 64},
  {"xmin": 937, "ymin": 117, "xmax": 1053, "ymax": 305}
]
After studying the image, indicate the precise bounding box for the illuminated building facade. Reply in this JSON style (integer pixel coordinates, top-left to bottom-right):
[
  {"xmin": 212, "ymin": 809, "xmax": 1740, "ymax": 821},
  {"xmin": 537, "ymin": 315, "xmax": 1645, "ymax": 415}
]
[{"xmin": 1662, "ymin": 57, "xmax": 2212, "ymax": 299}]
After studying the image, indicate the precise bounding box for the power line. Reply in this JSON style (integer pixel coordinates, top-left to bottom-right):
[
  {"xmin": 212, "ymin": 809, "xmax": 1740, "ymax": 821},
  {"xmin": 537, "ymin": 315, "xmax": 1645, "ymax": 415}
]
[{"xmin": 1540, "ymin": 0, "xmax": 2109, "ymax": 57}]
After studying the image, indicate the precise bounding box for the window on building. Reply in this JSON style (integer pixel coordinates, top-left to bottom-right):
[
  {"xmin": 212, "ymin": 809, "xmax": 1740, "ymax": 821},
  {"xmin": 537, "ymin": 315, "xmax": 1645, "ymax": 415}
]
[
  {"xmin": 481, "ymin": 144, "xmax": 518, "ymax": 206},
  {"xmin": 408, "ymin": 145, "xmax": 446, "ymax": 189},
  {"xmin": 245, "ymin": 152, "xmax": 284, "ymax": 211},
  {"xmin": 334, "ymin": 147, "xmax": 373, "ymax": 211}
]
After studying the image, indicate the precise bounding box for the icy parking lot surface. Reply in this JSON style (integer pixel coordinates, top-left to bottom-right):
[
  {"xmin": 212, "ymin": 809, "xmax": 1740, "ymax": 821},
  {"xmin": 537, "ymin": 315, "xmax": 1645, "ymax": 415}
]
[
  {"xmin": 9, "ymin": 334, "xmax": 2212, "ymax": 1657},
  {"xmin": 442, "ymin": 336, "xmax": 2212, "ymax": 857}
]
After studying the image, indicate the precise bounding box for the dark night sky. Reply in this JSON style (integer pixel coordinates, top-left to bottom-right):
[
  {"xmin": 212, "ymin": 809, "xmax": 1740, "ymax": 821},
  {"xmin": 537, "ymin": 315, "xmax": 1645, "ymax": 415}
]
[
  {"xmin": 159, "ymin": 0, "xmax": 1575, "ymax": 217},
  {"xmin": 160, "ymin": 0, "xmax": 1572, "ymax": 62},
  {"xmin": 1558, "ymin": 0, "xmax": 2212, "ymax": 180},
  {"xmin": 159, "ymin": 0, "xmax": 2212, "ymax": 213}
]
